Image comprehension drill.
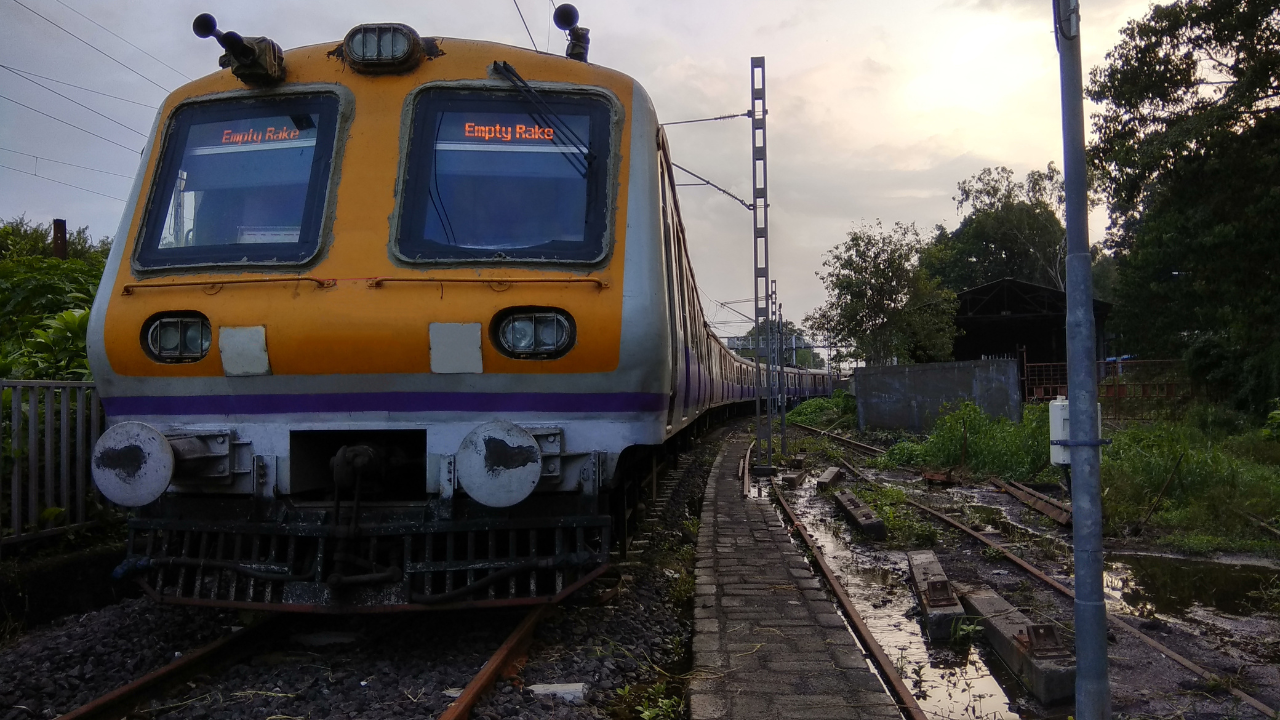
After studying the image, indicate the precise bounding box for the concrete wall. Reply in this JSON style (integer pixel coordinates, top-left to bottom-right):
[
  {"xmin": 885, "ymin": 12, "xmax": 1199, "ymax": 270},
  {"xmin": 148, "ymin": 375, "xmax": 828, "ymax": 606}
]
[{"xmin": 855, "ymin": 359, "xmax": 1021, "ymax": 432}]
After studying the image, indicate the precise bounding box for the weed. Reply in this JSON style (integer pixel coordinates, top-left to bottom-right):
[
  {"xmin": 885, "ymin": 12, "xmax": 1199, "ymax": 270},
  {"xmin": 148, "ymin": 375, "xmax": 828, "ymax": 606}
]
[
  {"xmin": 856, "ymin": 485, "xmax": 938, "ymax": 547},
  {"xmin": 787, "ymin": 391, "xmax": 857, "ymax": 431},
  {"xmin": 1246, "ymin": 575, "xmax": 1280, "ymax": 613},
  {"xmin": 668, "ymin": 570, "xmax": 696, "ymax": 605},
  {"xmin": 681, "ymin": 518, "xmax": 700, "ymax": 539},
  {"xmin": 949, "ymin": 617, "xmax": 983, "ymax": 644},
  {"xmin": 613, "ymin": 682, "xmax": 684, "ymax": 720},
  {"xmin": 980, "ymin": 545, "xmax": 1005, "ymax": 561}
]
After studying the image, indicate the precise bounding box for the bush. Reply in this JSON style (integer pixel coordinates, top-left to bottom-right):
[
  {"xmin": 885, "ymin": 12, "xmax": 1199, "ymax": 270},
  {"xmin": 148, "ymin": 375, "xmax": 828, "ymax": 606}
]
[
  {"xmin": 787, "ymin": 390, "xmax": 856, "ymax": 430},
  {"xmin": 872, "ymin": 402, "xmax": 1050, "ymax": 483},
  {"xmin": 0, "ymin": 257, "xmax": 102, "ymax": 380}
]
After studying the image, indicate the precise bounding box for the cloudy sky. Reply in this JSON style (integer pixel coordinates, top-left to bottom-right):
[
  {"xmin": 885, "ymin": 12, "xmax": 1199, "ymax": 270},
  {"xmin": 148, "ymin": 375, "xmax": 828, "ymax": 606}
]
[{"xmin": 0, "ymin": 0, "xmax": 1149, "ymax": 338}]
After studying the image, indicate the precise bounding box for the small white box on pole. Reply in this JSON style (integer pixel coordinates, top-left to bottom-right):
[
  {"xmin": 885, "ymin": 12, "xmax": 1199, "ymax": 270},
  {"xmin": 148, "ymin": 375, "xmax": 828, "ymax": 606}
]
[{"xmin": 1049, "ymin": 398, "xmax": 1102, "ymax": 466}]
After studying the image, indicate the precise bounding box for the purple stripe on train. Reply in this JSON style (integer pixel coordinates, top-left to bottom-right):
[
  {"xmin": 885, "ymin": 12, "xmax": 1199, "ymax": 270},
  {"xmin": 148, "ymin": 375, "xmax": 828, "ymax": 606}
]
[{"xmin": 102, "ymin": 391, "xmax": 669, "ymax": 417}]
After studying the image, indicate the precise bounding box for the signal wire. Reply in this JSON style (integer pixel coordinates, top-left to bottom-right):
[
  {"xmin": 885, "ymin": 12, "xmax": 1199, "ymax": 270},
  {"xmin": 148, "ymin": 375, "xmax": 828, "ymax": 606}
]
[
  {"xmin": 661, "ymin": 111, "xmax": 751, "ymax": 127},
  {"xmin": 0, "ymin": 65, "xmax": 146, "ymax": 137},
  {"xmin": 0, "ymin": 146, "xmax": 132, "ymax": 178},
  {"xmin": 0, "ymin": 92, "xmax": 140, "ymax": 153},
  {"xmin": 512, "ymin": 0, "xmax": 538, "ymax": 52},
  {"xmin": 0, "ymin": 161, "xmax": 126, "ymax": 202},
  {"xmin": 0, "ymin": 64, "xmax": 157, "ymax": 108},
  {"xmin": 8, "ymin": 0, "xmax": 171, "ymax": 93},
  {"xmin": 50, "ymin": 0, "xmax": 192, "ymax": 81}
]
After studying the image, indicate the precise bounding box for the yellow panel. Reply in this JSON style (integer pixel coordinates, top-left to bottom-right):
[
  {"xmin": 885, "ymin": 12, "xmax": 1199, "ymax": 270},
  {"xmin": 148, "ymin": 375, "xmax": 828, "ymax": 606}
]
[{"xmin": 103, "ymin": 39, "xmax": 634, "ymax": 377}]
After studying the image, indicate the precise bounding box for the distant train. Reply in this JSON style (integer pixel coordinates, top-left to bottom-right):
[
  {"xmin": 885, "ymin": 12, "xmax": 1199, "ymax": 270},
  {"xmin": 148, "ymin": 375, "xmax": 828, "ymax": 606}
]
[{"xmin": 87, "ymin": 11, "xmax": 831, "ymax": 611}]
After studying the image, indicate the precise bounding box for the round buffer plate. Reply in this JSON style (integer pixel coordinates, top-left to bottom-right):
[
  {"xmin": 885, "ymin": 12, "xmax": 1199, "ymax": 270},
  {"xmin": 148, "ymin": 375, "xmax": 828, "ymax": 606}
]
[
  {"xmin": 92, "ymin": 421, "xmax": 174, "ymax": 507},
  {"xmin": 455, "ymin": 420, "xmax": 542, "ymax": 508}
]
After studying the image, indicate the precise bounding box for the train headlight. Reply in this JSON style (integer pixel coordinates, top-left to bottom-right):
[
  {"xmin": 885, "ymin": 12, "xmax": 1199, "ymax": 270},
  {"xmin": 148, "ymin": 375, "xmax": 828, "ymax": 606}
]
[
  {"xmin": 144, "ymin": 313, "xmax": 212, "ymax": 363},
  {"xmin": 343, "ymin": 23, "xmax": 424, "ymax": 74},
  {"xmin": 495, "ymin": 309, "xmax": 574, "ymax": 359}
]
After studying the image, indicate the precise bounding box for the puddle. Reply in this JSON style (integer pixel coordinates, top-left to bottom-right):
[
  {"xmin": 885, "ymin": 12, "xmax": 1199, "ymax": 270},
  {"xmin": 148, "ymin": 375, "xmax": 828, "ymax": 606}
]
[
  {"xmin": 778, "ymin": 480, "xmax": 1066, "ymax": 720},
  {"xmin": 1104, "ymin": 553, "xmax": 1280, "ymax": 617}
]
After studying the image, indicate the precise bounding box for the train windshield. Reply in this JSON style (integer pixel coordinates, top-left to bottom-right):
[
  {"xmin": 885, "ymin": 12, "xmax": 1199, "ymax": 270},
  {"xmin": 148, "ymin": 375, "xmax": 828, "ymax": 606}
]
[
  {"xmin": 397, "ymin": 90, "xmax": 612, "ymax": 263},
  {"xmin": 135, "ymin": 95, "xmax": 339, "ymax": 268}
]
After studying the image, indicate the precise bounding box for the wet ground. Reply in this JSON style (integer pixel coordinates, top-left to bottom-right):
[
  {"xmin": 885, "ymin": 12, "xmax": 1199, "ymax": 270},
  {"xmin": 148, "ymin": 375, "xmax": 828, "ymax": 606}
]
[{"xmin": 776, "ymin": 441, "xmax": 1280, "ymax": 719}]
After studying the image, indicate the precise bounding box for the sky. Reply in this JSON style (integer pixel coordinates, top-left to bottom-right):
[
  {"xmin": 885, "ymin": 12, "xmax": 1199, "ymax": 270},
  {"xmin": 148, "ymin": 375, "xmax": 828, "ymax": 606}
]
[{"xmin": 0, "ymin": 0, "xmax": 1152, "ymax": 340}]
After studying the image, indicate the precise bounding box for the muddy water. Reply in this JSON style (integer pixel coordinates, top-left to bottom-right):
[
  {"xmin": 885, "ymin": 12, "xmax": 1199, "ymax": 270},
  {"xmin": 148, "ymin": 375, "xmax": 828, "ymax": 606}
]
[
  {"xmin": 1105, "ymin": 553, "xmax": 1280, "ymax": 617},
  {"xmin": 779, "ymin": 481, "xmax": 1064, "ymax": 720}
]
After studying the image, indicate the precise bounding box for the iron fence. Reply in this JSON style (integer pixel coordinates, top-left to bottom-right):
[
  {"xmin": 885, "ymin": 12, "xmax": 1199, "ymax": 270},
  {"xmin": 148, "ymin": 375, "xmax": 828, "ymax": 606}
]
[
  {"xmin": 1023, "ymin": 360, "xmax": 1194, "ymax": 422},
  {"xmin": 1, "ymin": 379, "xmax": 106, "ymax": 545}
]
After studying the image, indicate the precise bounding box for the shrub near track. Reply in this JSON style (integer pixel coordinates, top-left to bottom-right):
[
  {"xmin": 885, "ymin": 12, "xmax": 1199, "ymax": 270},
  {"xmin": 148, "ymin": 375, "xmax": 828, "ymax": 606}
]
[{"xmin": 865, "ymin": 402, "xmax": 1280, "ymax": 554}]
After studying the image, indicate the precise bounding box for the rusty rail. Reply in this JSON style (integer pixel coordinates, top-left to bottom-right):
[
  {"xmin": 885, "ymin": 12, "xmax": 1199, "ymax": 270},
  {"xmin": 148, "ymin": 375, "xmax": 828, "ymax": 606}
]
[
  {"xmin": 438, "ymin": 605, "xmax": 551, "ymax": 720},
  {"xmin": 57, "ymin": 616, "xmax": 286, "ymax": 720},
  {"xmin": 835, "ymin": 457, "xmax": 1277, "ymax": 718},
  {"xmin": 989, "ymin": 477, "xmax": 1072, "ymax": 526},
  {"xmin": 2, "ymin": 379, "xmax": 106, "ymax": 546},
  {"xmin": 792, "ymin": 422, "xmax": 885, "ymax": 457},
  {"xmin": 770, "ymin": 478, "xmax": 929, "ymax": 720}
]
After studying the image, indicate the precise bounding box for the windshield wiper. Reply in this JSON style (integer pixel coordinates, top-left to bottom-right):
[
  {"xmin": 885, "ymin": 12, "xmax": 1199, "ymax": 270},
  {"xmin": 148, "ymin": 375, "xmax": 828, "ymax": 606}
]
[{"xmin": 491, "ymin": 61, "xmax": 592, "ymax": 177}]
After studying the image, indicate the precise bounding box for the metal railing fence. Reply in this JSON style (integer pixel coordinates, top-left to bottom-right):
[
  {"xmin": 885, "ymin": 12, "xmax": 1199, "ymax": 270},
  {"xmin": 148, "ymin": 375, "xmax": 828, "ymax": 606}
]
[
  {"xmin": 1, "ymin": 379, "xmax": 106, "ymax": 545},
  {"xmin": 1024, "ymin": 359, "xmax": 1194, "ymax": 422}
]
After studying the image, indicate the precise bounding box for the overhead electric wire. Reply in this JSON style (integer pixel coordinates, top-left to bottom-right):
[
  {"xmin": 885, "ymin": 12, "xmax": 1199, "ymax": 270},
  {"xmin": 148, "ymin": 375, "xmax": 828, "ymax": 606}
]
[
  {"xmin": 0, "ymin": 162, "xmax": 125, "ymax": 201},
  {"xmin": 1, "ymin": 65, "xmax": 145, "ymax": 137},
  {"xmin": 671, "ymin": 162, "xmax": 753, "ymax": 211},
  {"xmin": 0, "ymin": 64, "xmax": 156, "ymax": 108},
  {"xmin": 512, "ymin": 0, "xmax": 538, "ymax": 52},
  {"xmin": 50, "ymin": 0, "xmax": 192, "ymax": 81},
  {"xmin": 0, "ymin": 92, "xmax": 140, "ymax": 153},
  {"xmin": 0, "ymin": 146, "xmax": 132, "ymax": 178},
  {"xmin": 660, "ymin": 110, "xmax": 751, "ymax": 127},
  {"xmin": 8, "ymin": 0, "xmax": 171, "ymax": 93}
]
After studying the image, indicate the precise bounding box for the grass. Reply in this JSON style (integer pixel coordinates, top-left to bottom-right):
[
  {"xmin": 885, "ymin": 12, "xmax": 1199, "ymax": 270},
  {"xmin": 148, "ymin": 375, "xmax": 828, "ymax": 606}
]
[
  {"xmin": 854, "ymin": 484, "xmax": 939, "ymax": 548},
  {"xmin": 872, "ymin": 401, "xmax": 1280, "ymax": 554},
  {"xmin": 787, "ymin": 390, "xmax": 857, "ymax": 432}
]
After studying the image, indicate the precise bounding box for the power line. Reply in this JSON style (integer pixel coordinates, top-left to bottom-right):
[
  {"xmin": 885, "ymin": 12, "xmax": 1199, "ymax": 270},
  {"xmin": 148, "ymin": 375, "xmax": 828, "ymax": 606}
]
[
  {"xmin": 672, "ymin": 162, "xmax": 754, "ymax": 211},
  {"xmin": 661, "ymin": 110, "xmax": 751, "ymax": 127},
  {"xmin": 50, "ymin": 0, "xmax": 192, "ymax": 81},
  {"xmin": 0, "ymin": 146, "xmax": 133, "ymax": 178},
  {"xmin": 0, "ymin": 161, "xmax": 126, "ymax": 201},
  {"xmin": 8, "ymin": 0, "xmax": 171, "ymax": 93},
  {"xmin": 1, "ymin": 65, "xmax": 146, "ymax": 137},
  {"xmin": 0, "ymin": 64, "xmax": 156, "ymax": 108},
  {"xmin": 0, "ymin": 92, "xmax": 140, "ymax": 154},
  {"xmin": 512, "ymin": 0, "xmax": 538, "ymax": 51}
]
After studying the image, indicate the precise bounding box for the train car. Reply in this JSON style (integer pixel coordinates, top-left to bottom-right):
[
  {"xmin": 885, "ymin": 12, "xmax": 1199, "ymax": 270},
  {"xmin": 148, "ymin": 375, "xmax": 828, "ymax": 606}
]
[{"xmin": 86, "ymin": 10, "xmax": 831, "ymax": 611}]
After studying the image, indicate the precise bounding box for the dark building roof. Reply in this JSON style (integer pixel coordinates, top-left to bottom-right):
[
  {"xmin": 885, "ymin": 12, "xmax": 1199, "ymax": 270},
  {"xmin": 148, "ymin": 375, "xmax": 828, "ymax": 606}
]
[{"xmin": 951, "ymin": 277, "xmax": 1112, "ymax": 364}]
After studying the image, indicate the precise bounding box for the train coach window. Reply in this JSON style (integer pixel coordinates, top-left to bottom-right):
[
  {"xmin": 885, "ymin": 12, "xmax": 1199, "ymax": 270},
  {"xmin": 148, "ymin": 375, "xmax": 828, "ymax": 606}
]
[
  {"xmin": 135, "ymin": 95, "xmax": 340, "ymax": 269},
  {"xmin": 396, "ymin": 89, "xmax": 612, "ymax": 263}
]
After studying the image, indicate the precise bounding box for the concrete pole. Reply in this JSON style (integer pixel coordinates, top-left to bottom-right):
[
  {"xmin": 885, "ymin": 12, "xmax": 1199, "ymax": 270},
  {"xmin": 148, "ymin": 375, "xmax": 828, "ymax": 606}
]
[{"xmin": 1054, "ymin": 0, "xmax": 1110, "ymax": 716}]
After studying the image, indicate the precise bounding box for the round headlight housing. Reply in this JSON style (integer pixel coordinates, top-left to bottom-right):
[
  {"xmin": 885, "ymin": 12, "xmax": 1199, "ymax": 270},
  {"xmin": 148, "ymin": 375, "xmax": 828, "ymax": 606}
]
[
  {"xmin": 143, "ymin": 312, "xmax": 212, "ymax": 363},
  {"xmin": 495, "ymin": 308, "xmax": 574, "ymax": 359}
]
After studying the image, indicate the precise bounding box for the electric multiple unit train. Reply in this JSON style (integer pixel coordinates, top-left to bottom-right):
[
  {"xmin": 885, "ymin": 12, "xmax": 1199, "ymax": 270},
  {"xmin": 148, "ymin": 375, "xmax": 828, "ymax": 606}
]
[{"xmin": 87, "ymin": 10, "xmax": 831, "ymax": 611}]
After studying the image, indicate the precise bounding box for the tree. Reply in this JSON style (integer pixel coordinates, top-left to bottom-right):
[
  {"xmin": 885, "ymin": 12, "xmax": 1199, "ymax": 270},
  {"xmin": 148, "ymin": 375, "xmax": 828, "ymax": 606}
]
[
  {"xmin": 805, "ymin": 221, "xmax": 958, "ymax": 366},
  {"xmin": 921, "ymin": 165, "xmax": 1068, "ymax": 292},
  {"xmin": 1088, "ymin": 0, "xmax": 1280, "ymax": 411},
  {"xmin": 0, "ymin": 215, "xmax": 110, "ymax": 262},
  {"xmin": 733, "ymin": 319, "xmax": 825, "ymax": 369}
]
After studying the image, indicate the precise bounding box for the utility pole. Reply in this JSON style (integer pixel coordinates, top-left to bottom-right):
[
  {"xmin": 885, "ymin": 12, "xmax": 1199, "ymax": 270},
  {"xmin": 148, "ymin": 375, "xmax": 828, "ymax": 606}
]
[
  {"xmin": 51, "ymin": 219, "xmax": 67, "ymax": 260},
  {"xmin": 749, "ymin": 56, "xmax": 774, "ymax": 474},
  {"xmin": 1054, "ymin": 1, "xmax": 1109, "ymax": 716},
  {"xmin": 777, "ymin": 297, "xmax": 787, "ymax": 455}
]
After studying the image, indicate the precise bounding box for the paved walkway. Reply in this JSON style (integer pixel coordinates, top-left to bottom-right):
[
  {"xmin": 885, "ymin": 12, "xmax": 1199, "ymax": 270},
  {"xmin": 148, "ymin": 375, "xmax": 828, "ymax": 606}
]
[{"xmin": 689, "ymin": 435, "xmax": 900, "ymax": 720}]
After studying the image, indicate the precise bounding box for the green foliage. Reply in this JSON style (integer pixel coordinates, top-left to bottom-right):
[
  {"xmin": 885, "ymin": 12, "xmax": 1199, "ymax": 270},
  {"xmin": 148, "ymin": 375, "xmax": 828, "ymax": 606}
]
[
  {"xmin": 0, "ymin": 217, "xmax": 105, "ymax": 380},
  {"xmin": 615, "ymin": 683, "xmax": 683, "ymax": 720},
  {"xmin": 875, "ymin": 401, "xmax": 1280, "ymax": 551},
  {"xmin": 873, "ymin": 402, "xmax": 1050, "ymax": 484},
  {"xmin": 1087, "ymin": 2, "xmax": 1280, "ymax": 414},
  {"xmin": 922, "ymin": 164, "xmax": 1068, "ymax": 293},
  {"xmin": 734, "ymin": 319, "xmax": 825, "ymax": 369},
  {"xmin": 805, "ymin": 220, "xmax": 959, "ymax": 365},
  {"xmin": 787, "ymin": 390, "xmax": 856, "ymax": 430},
  {"xmin": 857, "ymin": 484, "xmax": 939, "ymax": 547},
  {"xmin": 0, "ymin": 215, "xmax": 110, "ymax": 262}
]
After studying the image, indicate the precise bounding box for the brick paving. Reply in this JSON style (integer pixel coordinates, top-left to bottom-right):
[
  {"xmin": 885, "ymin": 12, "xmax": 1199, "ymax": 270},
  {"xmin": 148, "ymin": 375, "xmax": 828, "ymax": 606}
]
[{"xmin": 688, "ymin": 435, "xmax": 901, "ymax": 720}]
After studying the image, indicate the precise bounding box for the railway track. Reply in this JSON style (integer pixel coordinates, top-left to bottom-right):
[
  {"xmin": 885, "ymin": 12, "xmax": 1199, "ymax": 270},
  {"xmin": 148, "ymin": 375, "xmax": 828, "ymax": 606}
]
[
  {"xmin": 824, "ymin": 457, "xmax": 1278, "ymax": 718},
  {"xmin": 791, "ymin": 422, "xmax": 886, "ymax": 457}
]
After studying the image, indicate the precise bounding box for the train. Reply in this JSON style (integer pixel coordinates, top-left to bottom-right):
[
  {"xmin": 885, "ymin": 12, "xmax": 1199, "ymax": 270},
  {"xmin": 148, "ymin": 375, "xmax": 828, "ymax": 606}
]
[{"xmin": 86, "ymin": 9, "xmax": 831, "ymax": 611}]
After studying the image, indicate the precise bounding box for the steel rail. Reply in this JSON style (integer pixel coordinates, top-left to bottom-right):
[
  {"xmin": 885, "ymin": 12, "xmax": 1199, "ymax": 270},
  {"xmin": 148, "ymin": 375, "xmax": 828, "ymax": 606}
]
[
  {"xmin": 437, "ymin": 605, "xmax": 551, "ymax": 720},
  {"xmin": 835, "ymin": 459, "xmax": 1278, "ymax": 718},
  {"xmin": 769, "ymin": 478, "xmax": 929, "ymax": 720},
  {"xmin": 57, "ymin": 616, "xmax": 286, "ymax": 720},
  {"xmin": 792, "ymin": 422, "xmax": 885, "ymax": 457}
]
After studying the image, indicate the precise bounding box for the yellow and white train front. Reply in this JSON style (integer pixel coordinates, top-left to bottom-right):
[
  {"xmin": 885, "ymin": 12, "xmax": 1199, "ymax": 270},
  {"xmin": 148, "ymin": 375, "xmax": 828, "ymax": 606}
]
[{"xmin": 86, "ymin": 23, "xmax": 686, "ymax": 611}]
